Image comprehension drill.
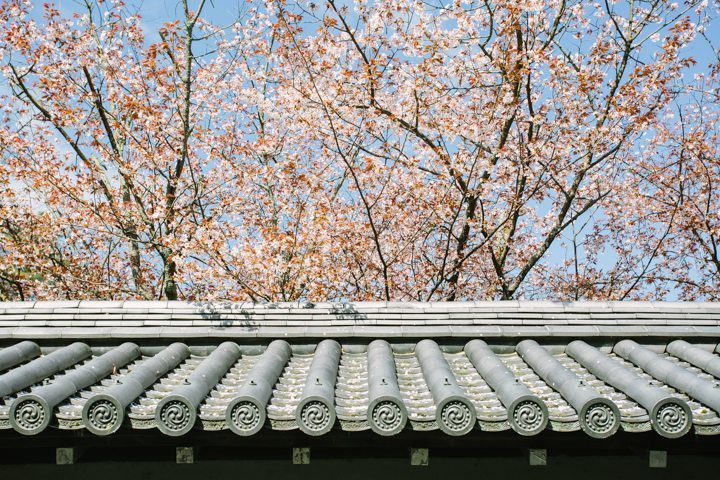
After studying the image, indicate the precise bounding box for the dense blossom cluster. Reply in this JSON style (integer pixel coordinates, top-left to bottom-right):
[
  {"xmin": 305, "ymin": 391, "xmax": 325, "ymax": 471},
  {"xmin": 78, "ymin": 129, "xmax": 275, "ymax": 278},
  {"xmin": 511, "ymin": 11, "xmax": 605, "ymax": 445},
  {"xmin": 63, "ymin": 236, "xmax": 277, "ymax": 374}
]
[{"xmin": 0, "ymin": 0, "xmax": 718, "ymax": 301}]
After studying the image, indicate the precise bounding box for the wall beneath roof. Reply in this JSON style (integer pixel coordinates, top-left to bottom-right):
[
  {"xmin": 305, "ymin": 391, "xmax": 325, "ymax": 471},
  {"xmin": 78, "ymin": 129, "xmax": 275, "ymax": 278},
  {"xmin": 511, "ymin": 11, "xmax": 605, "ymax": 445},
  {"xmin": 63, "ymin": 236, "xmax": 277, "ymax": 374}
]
[{"xmin": 1, "ymin": 450, "xmax": 720, "ymax": 479}]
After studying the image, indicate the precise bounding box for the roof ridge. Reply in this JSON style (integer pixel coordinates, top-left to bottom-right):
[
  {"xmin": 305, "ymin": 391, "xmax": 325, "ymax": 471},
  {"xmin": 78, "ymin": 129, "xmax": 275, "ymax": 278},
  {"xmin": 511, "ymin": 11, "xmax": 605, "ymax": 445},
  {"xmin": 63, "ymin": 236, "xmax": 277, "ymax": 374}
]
[{"xmin": 1, "ymin": 299, "xmax": 719, "ymax": 312}]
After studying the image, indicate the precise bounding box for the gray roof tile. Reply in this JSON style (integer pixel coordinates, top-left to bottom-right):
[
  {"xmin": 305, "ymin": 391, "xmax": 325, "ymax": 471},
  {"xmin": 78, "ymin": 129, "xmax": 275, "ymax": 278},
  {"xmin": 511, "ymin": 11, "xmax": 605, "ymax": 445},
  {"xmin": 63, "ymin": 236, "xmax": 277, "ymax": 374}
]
[
  {"xmin": 0, "ymin": 300, "xmax": 719, "ymax": 339},
  {"xmin": 1, "ymin": 334, "xmax": 717, "ymax": 439}
]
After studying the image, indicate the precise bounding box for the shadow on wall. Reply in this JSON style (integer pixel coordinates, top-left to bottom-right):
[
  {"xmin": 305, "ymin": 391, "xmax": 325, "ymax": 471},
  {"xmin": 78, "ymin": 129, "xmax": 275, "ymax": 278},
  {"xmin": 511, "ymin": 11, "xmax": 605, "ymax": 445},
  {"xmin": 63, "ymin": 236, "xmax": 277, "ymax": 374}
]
[{"xmin": 191, "ymin": 300, "xmax": 370, "ymax": 330}]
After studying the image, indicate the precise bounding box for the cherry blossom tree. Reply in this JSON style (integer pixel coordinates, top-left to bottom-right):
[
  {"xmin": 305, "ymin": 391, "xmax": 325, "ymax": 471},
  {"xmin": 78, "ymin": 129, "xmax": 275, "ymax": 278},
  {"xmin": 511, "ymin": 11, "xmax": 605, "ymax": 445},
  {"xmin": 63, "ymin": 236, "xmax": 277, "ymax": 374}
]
[
  {"xmin": 614, "ymin": 55, "xmax": 720, "ymax": 300},
  {"xmin": 271, "ymin": 0, "xmax": 708, "ymax": 300},
  {"xmin": 0, "ymin": 0, "xmax": 717, "ymax": 301}
]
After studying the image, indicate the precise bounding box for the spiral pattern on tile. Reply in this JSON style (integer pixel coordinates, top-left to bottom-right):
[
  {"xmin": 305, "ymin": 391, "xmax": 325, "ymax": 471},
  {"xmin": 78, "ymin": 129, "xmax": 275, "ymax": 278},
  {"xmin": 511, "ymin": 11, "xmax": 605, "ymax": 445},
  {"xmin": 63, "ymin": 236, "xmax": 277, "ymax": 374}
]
[
  {"xmin": 440, "ymin": 400, "xmax": 473, "ymax": 433},
  {"xmin": 159, "ymin": 400, "xmax": 191, "ymax": 432},
  {"xmin": 13, "ymin": 399, "xmax": 46, "ymax": 433},
  {"xmin": 230, "ymin": 401, "xmax": 261, "ymax": 433},
  {"xmin": 656, "ymin": 402, "xmax": 689, "ymax": 436},
  {"xmin": 584, "ymin": 402, "xmax": 617, "ymax": 436},
  {"xmin": 300, "ymin": 400, "xmax": 331, "ymax": 432},
  {"xmin": 86, "ymin": 399, "xmax": 119, "ymax": 432},
  {"xmin": 513, "ymin": 400, "xmax": 545, "ymax": 434},
  {"xmin": 371, "ymin": 401, "xmax": 404, "ymax": 434}
]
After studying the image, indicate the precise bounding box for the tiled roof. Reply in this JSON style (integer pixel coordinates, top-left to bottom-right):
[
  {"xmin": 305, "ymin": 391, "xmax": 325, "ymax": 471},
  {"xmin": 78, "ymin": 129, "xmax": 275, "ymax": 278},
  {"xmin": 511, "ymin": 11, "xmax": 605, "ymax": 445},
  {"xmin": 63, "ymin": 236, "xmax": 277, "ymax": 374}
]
[{"xmin": 0, "ymin": 301, "xmax": 719, "ymax": 440}]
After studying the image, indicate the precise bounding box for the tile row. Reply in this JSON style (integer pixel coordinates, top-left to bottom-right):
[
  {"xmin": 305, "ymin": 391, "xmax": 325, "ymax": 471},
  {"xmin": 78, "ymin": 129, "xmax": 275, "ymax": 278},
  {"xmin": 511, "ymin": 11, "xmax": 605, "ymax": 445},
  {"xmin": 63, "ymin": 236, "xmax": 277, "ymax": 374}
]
[{"xmin": 1, "ymin": 339, "xmax": 719, "ymax": 438}]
